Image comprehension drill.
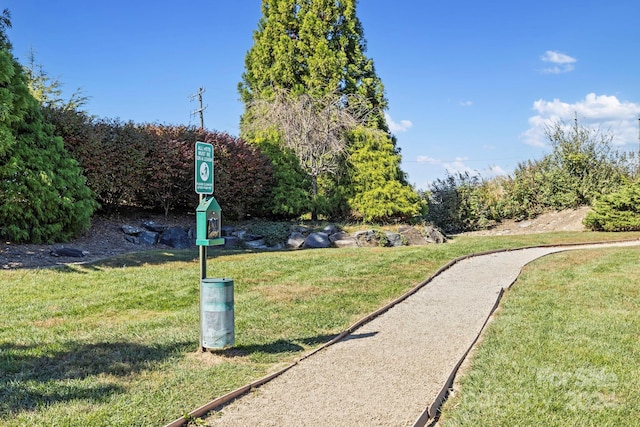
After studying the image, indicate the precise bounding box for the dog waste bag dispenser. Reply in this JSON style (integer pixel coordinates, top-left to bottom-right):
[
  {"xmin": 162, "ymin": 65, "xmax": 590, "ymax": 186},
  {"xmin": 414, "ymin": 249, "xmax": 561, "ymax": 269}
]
[
  {"xmin": 196, "ymin": 196, "xmax": 234, "ymax": 349},
  {"xmin": 196, "ymin": 196, "xmax": 224, "ymax": 246}
]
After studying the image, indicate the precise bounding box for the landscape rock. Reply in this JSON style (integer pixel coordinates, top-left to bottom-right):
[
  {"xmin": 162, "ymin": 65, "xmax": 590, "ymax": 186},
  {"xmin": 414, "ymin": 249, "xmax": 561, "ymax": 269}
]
[
  {"xmin": 398, "ymin": 226, "xmax": 429, "ymax": 246},
  {"xmin": 304, "ymin": 232, "xmax": 331, "ymax": 249},
  {"xmin": 223, "ymin": 236, "xmax": 241, "ymax": 249},
  {"xmin": 244, "ymin": 239, "xmax": 267, "ymax": 249},
  {"xmin": 424, "ymin": 225, "xmax": 447, "ymax": 244},
  {"xmin": 332, "ymin": 236, "xmax": 358, "ymax": 248},
  {"xmin": 385, "ymin": 232, "xmax": 404, "ymax": 247},
  {"xmin": 354, "ymin": 230, "xmax": 380, "ymax": 247},
  {"xmin": 329, "ymin": 232, "xmax": 351, "ymax": 243},
  {"xmin": 221, "ymin": 225, "xmax": 235, "ymax": 237},
  {"xmin": 243, "ymin": 233, "xmax": 264, "ymax": 242},
  {"xmin": 124, "ymin": 235, "xmax": 139, "ymax": 244},
  {"xmin": 291, "ymin": 225, "xmax": 311, "ymax": 234},
  {"xmin": 142, "ymin": 220, "xmax": 165, "ymax": 233},
  {"xmin": 159, "ymin": 227, "xmax": 191, "ymax": 249},
  {"xmin": 287, "ymin": 232, "xmax": 306, "ymax": 249},
  {"xmin": 139, "ymin": 230, "xmax": 159, "ymax": 245},
  {"xmin": 322, "ymin": 224, "xmax": 340, "ymax": 235},
  {"xmin": 122, "ymin": 225, "xmax": 144, "ymax": 235}
]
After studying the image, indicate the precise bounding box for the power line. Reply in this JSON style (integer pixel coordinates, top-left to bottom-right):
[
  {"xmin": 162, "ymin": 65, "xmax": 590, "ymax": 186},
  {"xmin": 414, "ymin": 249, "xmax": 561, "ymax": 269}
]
[{"xmin": 403, "ymin": 156, "xmax": 528, "ymax": 164}]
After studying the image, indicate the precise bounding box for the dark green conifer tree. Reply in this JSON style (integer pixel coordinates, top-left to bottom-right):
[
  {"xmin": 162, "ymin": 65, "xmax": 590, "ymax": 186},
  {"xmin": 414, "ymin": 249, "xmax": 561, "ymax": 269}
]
[{"xmin": 0, "ymin": 9, "xmax": 97, "ymax": 243}]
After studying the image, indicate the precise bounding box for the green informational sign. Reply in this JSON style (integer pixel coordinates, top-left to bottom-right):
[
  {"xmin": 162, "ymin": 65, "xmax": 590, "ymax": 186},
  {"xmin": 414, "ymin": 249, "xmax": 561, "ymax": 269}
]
[{"xmin": 195, "ymin": 141, "xmax": 213, "ymax": 194}]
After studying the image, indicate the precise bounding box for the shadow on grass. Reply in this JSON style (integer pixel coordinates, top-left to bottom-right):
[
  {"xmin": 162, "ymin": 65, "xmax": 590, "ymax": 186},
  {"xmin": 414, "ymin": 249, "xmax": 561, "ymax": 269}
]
[
  {"xmin": 0, "ymin": 340, "xmax": 190, "ymax": 414},
  {"xmin": 60, "ymin": 247, "xmax": 276, "ymax": 273},
  {"xmin": 212, "ymin": 334, "xmax": 340, "ymax": 358},
  {"xmin": 56, "ymin": 249, "xmax": 200, "ymax": 272}
]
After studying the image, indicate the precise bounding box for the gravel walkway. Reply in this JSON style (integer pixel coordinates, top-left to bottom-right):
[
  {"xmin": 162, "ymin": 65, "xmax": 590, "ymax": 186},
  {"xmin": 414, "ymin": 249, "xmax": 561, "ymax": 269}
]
[{"xmin": 203, "ymin": 242, "xmax": 640, "ymax": 427}]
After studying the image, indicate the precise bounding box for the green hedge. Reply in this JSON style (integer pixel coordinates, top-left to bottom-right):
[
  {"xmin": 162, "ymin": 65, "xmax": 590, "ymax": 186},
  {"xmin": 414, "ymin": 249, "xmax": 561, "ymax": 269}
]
[{"xmin": 46, "ymin": 108, "xmax": 274, "ymax": 219}]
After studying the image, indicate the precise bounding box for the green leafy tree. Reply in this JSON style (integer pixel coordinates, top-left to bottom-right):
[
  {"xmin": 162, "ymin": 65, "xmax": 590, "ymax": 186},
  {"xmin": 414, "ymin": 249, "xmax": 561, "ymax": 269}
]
[
  {"xmin": 239, "ymin": 0, "xmax": 419, "ymax": 221},
  {"xmin": 426, "ymin": 172, "xmax": 503, "ymax": 233},
  {"xmin": 0, "ymin": 9, "xmax": 97, "ymax": 243}
]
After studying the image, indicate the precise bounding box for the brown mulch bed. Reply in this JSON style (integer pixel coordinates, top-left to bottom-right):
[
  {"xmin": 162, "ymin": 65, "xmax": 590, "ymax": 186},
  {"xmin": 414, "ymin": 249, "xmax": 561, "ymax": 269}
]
[{"xmin": 1, "ymin": 212, "xmax": 196, "ymax": 270}]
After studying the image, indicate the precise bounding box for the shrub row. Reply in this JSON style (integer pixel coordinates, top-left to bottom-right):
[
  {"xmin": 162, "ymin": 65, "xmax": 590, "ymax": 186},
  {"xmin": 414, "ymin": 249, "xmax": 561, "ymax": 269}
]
[{"xmin": 44, "ymin": 107, "xmax": 273, "ymax": 220}]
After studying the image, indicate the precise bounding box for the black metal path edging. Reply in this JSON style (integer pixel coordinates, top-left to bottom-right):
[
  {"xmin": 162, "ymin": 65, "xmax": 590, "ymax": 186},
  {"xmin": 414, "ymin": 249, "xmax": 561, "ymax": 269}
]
[{"xmin": 165, "ymin": 238, "xmax": 640, "ymax": 427}]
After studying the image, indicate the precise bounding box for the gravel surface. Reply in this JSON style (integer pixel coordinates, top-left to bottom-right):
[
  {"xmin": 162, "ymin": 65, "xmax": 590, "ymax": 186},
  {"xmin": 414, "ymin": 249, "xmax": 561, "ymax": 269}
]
[{"xmin": 204, "ymin": 241, "xmax": 640, "ymax": 427}]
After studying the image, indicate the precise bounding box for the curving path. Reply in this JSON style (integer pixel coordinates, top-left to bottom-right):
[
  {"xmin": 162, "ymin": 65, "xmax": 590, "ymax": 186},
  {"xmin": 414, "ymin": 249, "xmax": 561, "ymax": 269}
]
[{"xmin": 189, "ymin": 241, "xmax": 640, "ymax": 427}]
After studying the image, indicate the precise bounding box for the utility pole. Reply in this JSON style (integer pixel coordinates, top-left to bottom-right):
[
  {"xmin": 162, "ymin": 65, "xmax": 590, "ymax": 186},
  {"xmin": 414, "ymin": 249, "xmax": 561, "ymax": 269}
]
[{"xmin": 190, "ymin": 87, "xmax": 207, "ymax": 130}]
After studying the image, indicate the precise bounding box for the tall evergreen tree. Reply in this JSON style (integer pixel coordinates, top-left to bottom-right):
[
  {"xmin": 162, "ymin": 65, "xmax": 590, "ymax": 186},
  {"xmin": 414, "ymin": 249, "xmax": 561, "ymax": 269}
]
[
  {"xmin": 0, "ymin": 9, "xmax": 97, "ymax": 243},
  {"xmin": 240, "ymin": 0, "xmax": 422, "ymax": 221}
]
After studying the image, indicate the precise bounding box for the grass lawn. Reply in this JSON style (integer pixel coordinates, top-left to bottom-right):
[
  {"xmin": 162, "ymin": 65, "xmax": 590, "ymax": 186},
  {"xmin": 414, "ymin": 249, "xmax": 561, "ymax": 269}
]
[
  {"xmin": 438, "ymin": 245, "xmax": 640, "ymax": 426},
  {"xmin": 1, "ymin": 231, "xmax": 638, "ymax": 426}
]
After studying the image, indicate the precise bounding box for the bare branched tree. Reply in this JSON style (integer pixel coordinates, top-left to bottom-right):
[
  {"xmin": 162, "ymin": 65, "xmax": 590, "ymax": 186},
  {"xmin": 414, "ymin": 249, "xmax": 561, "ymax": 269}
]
[{"xmin": 246, "ymin": 88, "xmax": 379, "ymax": 219}]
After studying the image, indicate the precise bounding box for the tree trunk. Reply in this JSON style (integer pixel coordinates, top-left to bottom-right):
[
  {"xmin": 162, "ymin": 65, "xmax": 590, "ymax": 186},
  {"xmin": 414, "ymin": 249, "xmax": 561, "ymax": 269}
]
[{"xmin": 311, "ymin": 175, "xmax": 318, "ymax": 221}]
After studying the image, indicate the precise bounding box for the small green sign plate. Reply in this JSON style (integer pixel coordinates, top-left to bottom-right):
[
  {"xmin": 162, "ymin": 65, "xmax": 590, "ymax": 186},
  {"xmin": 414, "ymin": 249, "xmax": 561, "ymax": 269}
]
[{"xmin": 195, "ymin": 141, "xmax": 213, "ymax": 194}]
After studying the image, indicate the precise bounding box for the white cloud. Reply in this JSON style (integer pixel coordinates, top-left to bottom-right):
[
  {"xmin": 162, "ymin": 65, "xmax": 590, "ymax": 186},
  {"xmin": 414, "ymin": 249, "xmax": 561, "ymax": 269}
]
[
  {"xmin": 385, "ymin": 112, "xmax": 413, "ymax": 133},
  {"xmin": 442, "ymin": 157, "xmax": 473, "ymax": 175},
  {"xmin": 522, "ymin": 93, "xmax": 640, "ymax": 147},
  {"xmin": 441, "ymin": 158, "xmax": 507, "ymax": 179},
  {"xmin": 417, "ymin": 155, "xmax": 441, "ymax": 164},
  {"xmin": 540, "ymin": 50, "xmax": 577, "ymax": 74},
  {"xmin": 414, "ymin": 156, "xmax": 508, "ymax": 188},
  {"xmin": 459, "ymin": 100, "xmax": 473, "ymax": 107},
  {"xmin": 487, "ymin": 165, "xmax": 508, "ymax": 177}
]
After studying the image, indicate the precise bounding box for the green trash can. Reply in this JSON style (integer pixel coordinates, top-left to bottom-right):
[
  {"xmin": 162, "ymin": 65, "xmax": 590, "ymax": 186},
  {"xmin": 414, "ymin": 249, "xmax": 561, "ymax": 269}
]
[{"xmin": 201, "ymin": 278, "xmax": 234, "ymax": 349}]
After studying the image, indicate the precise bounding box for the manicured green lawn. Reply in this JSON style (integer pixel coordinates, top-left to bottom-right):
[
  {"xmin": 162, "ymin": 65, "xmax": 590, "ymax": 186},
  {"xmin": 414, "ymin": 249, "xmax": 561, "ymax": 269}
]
[
  {"xmin": 439, "ymin": 245, "xmax": 640, "ymax": 426},
  {"xmin": 1, "ymin": 231, "xmax": 638, "ymax": 426}
]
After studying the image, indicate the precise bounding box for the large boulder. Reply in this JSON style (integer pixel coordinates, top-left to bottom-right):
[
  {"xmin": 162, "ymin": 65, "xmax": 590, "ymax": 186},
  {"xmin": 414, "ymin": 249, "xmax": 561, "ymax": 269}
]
[
  {"xmin": 159, "ymin": 227, "xmax": 191, "ymax": 249},
  {"xmin": 139, "ymin": 230, "xmax": 159, "ymax": 245},
  {"xmin": 424, "ymin": 225, "xmax": 447, "ymax": 244},
  {"xmin": 397, "ymin": 226, "xmax": 428, "ymax": 246},
  {"xmin": 385, "ymin": 232, "xmax": 404, "ymax": 247},
  {"xmin": 223, "ymin": 236, "xmax": 241, "ymax": 249},
  {"xmin": 330, "ymin": 232, "xmax": 358, "ymax": 248},
  {"xmin": 287, "ymin": 232, "xmax": 306, "ymax": 249},
  {"xmin": 245, "ymin": 239, "xmax": 267, "ymax": 249},
  {"xmin": 304, "ymin": 232, "xmax": 331, "ymax": 249},
  {"xmin": 354, "ymin": 230, "xmax": 381, "ymax": 247},
  {"xmin": 122, "ymin": 224, "xmax": 144, "ymax": 235},
  {"xmin": 142, "ymin": 220, "xmax": 165, "ymax": 233}
]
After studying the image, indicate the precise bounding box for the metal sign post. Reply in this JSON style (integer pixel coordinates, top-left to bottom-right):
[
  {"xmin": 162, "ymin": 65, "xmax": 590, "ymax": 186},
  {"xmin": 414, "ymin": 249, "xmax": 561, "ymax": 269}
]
[{"xmin": 195, "ymin": 141, "xmax": 233, "ymax": 350}]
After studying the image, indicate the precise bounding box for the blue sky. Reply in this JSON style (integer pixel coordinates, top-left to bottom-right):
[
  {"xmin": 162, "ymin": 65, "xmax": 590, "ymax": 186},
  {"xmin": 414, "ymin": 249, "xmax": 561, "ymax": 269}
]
[{"xmin": 5, "ymin": 0, "xmax": 640, "ymax": 190}]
